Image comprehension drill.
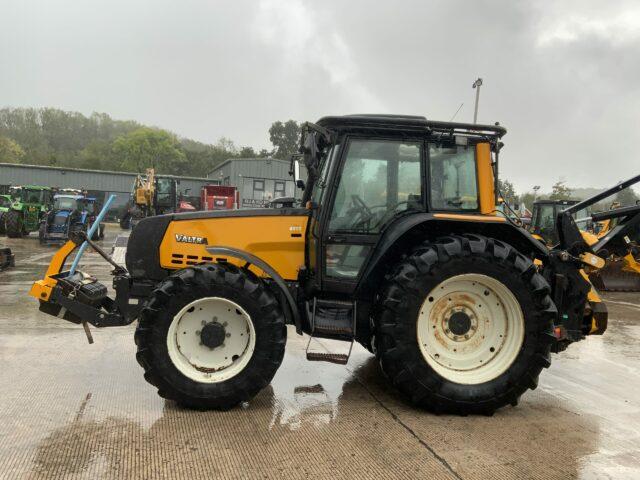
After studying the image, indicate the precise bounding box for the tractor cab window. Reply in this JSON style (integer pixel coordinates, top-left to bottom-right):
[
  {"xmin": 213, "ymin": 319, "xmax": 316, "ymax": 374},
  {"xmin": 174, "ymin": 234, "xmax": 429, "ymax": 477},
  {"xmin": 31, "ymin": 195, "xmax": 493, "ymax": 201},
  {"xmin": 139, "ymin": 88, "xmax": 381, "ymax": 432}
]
[
  {"xmin": 156, "ymin": 178, "xmax": 173, "ymax": 207},
  {"xmin": 77, "ymin": 200, "xmax": 95, "ymax": 214},
  {"xmin": 534, "ymin": 204, "xmax": 555, "ymax": 230},
  {"xmin": 26, "ymin": 190, "xmax": 41, "ymax": 203},
  {"xmin": 328, "ymin": 139, "xmax": 422, "ymax": 234},
  {"xmin": 310, "ymin": 145, "xmax": 338, "ymax": 207},
  {"xmin": 53, "ymin": 197, "xmax": 77, "ymax": 211},
  {"xmin": 429, "ymin": 145, "xmax": 478, "ymax": 210}
]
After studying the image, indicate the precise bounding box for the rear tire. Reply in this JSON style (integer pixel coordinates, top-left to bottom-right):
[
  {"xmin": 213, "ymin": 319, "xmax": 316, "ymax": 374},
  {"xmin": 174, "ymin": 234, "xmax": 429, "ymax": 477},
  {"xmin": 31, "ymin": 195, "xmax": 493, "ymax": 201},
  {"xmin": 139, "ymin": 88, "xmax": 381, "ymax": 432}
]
[
  {"xmin": 135, "ymin": 263, "xmax": 286, "ymax": 409},
  {"xmin": 5, "ymin": 210, "xmax": 23, "ymax": 238},
  {"xmin": 39, "ymin": 222, "xmax": 46, "ymax": 244},
  {"xmin": 375, "ymin": 234, "xmax": 556, "ymax": 415}
]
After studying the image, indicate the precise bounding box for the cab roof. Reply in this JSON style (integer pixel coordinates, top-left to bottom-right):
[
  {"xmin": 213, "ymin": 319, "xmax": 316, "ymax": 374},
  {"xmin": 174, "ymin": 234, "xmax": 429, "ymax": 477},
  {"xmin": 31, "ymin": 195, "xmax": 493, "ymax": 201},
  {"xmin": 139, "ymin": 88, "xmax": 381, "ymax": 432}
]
[
  {"xmin": 54, "ymin": 194, "xmax": 84, "ymax": 200},
  {"xmin": 10, "ymin": 185, "xmax": 52, "ymax": 190},
  {"xmin": 533, "ymin": 199, "xmax": 579, "ymax": 206},
  {"xmin": 316, "ymin": 114, "xmax": 507, "ymax": 139}
]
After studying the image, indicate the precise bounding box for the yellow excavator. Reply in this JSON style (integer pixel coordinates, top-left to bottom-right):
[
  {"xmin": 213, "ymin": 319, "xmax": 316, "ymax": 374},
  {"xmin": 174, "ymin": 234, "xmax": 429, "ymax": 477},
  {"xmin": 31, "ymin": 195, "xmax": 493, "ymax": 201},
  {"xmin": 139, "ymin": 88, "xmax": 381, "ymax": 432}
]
[{"xmin": 120, "ymin": 169, "xmax": 195, "ymax": 229}]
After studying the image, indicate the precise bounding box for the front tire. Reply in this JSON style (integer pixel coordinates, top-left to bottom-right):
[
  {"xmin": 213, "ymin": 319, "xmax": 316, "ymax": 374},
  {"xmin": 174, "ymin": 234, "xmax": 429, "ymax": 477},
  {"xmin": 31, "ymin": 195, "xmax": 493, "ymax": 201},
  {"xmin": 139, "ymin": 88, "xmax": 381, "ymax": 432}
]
[
  {"xmin": 375, "ymin": 234, "xmax": 556, "ymax": 415},
  {"xmin": 135, "ymin": 264, "xmax": 286, "ymax": 409}
]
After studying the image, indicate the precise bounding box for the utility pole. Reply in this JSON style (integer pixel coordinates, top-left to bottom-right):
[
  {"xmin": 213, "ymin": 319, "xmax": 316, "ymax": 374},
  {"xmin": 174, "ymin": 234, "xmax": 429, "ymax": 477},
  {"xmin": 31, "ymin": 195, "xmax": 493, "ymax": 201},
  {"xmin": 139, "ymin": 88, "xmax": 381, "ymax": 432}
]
[{"xmin": 472, "ymin": 78, "xmax": 483, "ymax": 124}]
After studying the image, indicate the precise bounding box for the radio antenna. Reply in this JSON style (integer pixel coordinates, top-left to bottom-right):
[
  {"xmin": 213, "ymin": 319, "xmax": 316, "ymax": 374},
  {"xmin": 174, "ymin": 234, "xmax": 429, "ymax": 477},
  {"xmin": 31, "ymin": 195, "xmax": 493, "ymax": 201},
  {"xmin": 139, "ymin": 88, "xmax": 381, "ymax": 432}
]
[{"xmin": 449, "ymin": 103, "xmax": 464, "ymax": 122}]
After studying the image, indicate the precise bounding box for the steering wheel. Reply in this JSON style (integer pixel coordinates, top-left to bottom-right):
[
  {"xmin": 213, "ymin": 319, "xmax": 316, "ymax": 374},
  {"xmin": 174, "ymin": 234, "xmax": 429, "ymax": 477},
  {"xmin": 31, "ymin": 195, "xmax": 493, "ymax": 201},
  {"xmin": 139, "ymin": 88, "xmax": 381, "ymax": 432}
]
[
  {"xmin": 343, "ymin": 195, "xmax": 375, "ymax": 231},
  {"xmin": 367, "ymin": 201, "xmax": 410, "ymax": 231},
  {"xmin": 351, "ymin": 194, "xmax": 372, "ymax": 216}
]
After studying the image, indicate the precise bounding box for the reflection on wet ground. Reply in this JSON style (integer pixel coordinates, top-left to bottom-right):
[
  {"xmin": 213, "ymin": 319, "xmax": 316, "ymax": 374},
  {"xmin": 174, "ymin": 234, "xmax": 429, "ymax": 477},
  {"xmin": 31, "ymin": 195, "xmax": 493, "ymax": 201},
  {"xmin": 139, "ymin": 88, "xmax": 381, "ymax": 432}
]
[{"xmin": 1, "ymin": 226, "xmax": 639, "ymax": 479}]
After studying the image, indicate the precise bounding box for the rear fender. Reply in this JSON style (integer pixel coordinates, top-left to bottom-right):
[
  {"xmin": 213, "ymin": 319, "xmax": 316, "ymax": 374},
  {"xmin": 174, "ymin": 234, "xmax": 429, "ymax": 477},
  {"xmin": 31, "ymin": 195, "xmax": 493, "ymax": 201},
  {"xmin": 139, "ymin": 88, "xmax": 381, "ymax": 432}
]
[{"xmin": 356, "ymin": 213, "xmax": 549, "ymax": 299}]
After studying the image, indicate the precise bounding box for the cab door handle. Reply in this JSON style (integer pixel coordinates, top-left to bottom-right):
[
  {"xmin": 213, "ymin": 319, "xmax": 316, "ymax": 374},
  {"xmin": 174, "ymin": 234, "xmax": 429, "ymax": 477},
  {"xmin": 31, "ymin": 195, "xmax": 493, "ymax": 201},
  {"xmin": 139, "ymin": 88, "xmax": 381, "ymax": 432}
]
[{"xmin": 327, "ymin": 235, "xmax": 346, "ymax": 243}]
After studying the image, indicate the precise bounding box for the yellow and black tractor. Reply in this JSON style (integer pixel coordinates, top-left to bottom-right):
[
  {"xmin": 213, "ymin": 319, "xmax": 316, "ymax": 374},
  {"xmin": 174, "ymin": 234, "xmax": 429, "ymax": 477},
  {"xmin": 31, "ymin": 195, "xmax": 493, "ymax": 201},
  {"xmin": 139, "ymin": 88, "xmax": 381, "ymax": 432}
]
[
  {"xmin": 530, "ymin": 199, "xmax": 640, "ymax": 291},
  {"xmin": 31, "ymin": 115, "xmax": 624, "ymax": 415}
]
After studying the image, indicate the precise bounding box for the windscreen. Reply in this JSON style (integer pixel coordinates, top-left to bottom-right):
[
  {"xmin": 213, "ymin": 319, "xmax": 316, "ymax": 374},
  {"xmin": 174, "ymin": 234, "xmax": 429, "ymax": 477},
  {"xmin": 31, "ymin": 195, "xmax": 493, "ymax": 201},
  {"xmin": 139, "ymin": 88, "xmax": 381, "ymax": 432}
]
[{"xmin": 54, "ymin": 197, "xmax": 78, "ymax": 211}]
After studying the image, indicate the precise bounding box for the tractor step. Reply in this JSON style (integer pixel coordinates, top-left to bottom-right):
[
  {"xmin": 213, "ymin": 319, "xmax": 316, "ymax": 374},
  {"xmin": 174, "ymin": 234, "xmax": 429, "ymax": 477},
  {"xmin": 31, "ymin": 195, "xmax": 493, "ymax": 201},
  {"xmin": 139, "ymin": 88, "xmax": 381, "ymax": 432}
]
[
  {"xmin": 305, "ymin": 298, "xmax": 356, "ymax": 364},
  {"xmin": 306, "ymin": 352, "xmax": 349, "ymax": 365},
  {"xmin": 312, "ymin": 298, "xmax": 354, "ymax": 338}
]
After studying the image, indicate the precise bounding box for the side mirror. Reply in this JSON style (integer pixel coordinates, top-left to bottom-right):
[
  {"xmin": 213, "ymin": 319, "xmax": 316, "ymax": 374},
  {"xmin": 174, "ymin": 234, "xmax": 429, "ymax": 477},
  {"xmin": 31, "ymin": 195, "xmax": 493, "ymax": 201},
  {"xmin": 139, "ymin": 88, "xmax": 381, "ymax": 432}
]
[{"xmin": 293, "ymin": 160, "xmax": 305, "ymax": 190}]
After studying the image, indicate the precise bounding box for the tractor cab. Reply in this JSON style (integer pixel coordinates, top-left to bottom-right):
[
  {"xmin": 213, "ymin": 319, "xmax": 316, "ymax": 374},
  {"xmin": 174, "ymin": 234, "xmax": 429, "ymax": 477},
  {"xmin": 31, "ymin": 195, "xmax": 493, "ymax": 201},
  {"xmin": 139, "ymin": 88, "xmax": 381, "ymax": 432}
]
[
  {"xmin": 529, "ymin": 199, "xmax": 592, "ymax": 245},
  {"xmin": 292, "ymin": 115, "xmax": 507, "ymax": 293}
]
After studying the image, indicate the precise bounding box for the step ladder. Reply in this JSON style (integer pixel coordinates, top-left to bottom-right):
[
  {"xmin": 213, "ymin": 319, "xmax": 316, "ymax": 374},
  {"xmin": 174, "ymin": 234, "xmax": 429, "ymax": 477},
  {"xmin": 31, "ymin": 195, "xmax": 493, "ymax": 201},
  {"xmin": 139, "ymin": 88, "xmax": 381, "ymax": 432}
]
[{"xmin": 305, "ymin": 298, "xmax": 356, "ymax": 365}]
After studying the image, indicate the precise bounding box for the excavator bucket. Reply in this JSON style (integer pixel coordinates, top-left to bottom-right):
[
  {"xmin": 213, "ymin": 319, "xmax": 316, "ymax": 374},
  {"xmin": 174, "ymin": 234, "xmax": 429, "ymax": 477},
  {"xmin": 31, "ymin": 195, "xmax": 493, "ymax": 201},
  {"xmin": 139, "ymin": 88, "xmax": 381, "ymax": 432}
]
[
  {"xmin": 0, "ymin": 247, "xmax": 15, "ymax": 270},
  {"xmin": 590, "ymin": 255, "xmax": 640, "ymax": 292}
]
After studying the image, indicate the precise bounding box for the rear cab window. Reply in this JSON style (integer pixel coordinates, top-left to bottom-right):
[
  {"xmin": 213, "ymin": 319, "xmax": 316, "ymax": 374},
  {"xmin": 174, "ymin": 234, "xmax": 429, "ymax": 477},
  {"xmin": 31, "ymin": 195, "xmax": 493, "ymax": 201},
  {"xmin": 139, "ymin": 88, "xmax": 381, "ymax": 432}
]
[{"xmin": 429, "ymin": 144, "xmax": 478, "ymax": 210}]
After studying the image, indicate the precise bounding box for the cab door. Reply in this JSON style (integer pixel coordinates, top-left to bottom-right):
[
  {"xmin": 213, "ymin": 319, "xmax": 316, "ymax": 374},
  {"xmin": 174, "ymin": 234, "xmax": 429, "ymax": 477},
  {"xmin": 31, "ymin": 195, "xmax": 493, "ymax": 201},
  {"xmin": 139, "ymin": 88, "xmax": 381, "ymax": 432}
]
[
  {"xmin": 304, "ymin": 142, "xmax": 340, "ymax": 292},
  {"xmin": 318, "ymin": 137, "xmax": 424, "ymax": 294}
]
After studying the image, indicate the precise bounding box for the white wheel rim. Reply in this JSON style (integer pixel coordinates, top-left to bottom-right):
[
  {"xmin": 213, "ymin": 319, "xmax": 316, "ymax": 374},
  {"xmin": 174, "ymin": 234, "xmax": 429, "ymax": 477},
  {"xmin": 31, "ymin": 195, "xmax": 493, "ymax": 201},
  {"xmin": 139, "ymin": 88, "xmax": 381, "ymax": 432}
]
[
  {"xmin": 167, "ymin": 297, "xmax": 256, "ymax": 383},
  {"xmin": 416, "ymin": 273, "xmax": 525, "ymax": 385}
]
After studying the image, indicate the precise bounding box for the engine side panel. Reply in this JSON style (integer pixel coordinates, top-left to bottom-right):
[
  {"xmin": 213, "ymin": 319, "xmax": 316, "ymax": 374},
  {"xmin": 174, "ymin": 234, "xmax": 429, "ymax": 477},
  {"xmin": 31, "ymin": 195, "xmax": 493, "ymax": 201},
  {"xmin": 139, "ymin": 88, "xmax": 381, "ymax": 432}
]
[{"xmin": 159, "ymin": 215, "xmax": 309, "ymax": 281}]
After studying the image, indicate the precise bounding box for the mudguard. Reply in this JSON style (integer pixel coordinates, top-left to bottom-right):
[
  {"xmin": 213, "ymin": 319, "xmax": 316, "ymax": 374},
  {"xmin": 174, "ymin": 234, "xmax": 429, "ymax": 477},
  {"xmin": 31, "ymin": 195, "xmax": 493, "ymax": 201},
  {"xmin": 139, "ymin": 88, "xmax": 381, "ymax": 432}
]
[{"xmin": 356, "ymin": 213, "xmax": 549, "ymax": 297}]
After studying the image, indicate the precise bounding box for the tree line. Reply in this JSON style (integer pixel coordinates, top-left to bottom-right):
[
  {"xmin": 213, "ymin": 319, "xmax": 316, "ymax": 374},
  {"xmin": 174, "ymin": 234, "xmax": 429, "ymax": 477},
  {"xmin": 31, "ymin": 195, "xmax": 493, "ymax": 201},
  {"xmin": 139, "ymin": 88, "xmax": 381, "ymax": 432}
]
[
  {"xmin": 499, "ymin": 179, "xmax": 639, "ymax": 211},
  {"xmin": 0, "ymin": 108, "xmax": 301, "ymax": 177}
]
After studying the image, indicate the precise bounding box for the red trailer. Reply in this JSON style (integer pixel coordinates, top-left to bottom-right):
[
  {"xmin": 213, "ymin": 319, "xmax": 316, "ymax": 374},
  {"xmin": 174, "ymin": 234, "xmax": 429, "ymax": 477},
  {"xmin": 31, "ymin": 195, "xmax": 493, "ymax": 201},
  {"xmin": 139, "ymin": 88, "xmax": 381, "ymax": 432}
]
[{"xmin": 201, "ymin": 185, "xmax": 239, "ymax": 210}]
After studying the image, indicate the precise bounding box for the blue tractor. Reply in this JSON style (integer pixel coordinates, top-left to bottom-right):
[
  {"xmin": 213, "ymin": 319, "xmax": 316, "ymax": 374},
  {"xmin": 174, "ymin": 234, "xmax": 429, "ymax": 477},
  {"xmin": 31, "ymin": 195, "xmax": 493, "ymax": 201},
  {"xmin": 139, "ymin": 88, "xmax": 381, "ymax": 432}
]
[{"xmin": 39, "ymin": 193, "xmax": 105, "ymax": 245}]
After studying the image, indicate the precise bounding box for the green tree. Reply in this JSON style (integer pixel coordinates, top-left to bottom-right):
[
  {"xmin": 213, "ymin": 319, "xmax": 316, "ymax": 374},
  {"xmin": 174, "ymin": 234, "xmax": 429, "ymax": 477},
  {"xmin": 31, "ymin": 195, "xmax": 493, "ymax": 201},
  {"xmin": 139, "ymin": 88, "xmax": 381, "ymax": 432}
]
[
  {"xmin": 77, "ymin": 140, "xmax": 116, "ymax": 170},
  {"xmin": 0, "ymin": 136, "xmax": 25, "ymax": 163},
  {"xmin": 238, "ymin": 146, "xmax": 257, "ymax": 157},
  {"xmin": 112, "ymin": 127, "xmax": 187, "ymax": 174},
  {"xmin": 549, "ymin": 180, "xmax": 572, "ymax": 201},
  {"xmin": 615, "ymin": 187, "xmax": 639, "ymax": 206},
  {"xmin": 269, "ymin": 120, "xmax": 300, "ymax": 160},
  {"xmin": 519, "ymin": 192, "xmax": 536, "ymax": 212},
  {"xmin": 498, "ymin": 179, "xmax": 517, "ymax": 204}
]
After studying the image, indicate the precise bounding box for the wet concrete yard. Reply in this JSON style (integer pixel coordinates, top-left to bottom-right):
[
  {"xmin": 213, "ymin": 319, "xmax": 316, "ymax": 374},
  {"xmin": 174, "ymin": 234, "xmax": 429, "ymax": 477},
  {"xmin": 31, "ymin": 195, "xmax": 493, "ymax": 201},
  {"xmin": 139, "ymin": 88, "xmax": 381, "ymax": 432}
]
[{"xmin": 1, "ymin": 226, "xmax": 639, "ymax": 479}]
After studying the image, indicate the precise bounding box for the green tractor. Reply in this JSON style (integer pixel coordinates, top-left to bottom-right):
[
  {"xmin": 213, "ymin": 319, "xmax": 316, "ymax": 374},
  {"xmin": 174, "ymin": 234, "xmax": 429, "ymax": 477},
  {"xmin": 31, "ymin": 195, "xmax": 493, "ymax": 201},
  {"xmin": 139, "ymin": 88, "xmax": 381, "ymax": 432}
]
[
  {"xmin": 3, "ymin": 186, "xmax": 54, "ymax": 238},
  {"xmin": 0, "ymin": 194, "xmax": 12, "ymax": 235}
]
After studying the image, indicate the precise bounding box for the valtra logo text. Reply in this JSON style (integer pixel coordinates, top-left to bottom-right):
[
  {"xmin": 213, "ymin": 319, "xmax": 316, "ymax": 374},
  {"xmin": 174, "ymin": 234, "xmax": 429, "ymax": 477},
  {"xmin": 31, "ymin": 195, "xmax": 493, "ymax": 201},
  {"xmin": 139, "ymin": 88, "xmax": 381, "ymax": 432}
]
[{"xmin": 175, "ymin": 233, "xmax": 208, "ymax": 245}]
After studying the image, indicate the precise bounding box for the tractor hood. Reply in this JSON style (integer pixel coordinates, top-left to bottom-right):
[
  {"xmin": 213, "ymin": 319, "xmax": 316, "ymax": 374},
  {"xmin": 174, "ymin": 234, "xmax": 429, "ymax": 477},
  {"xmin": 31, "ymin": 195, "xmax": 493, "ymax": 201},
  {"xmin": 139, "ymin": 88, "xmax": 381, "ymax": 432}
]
[{"xmin": 126, "ymin": 208, "xmax": 309, "ymax": 281}]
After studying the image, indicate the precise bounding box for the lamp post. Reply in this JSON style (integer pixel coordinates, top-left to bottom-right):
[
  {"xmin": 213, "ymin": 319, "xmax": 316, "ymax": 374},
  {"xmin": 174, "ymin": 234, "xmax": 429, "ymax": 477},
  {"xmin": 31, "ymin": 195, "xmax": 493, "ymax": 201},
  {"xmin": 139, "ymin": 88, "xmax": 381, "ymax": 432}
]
[{"xmin": 472, "ymin": 78, "xmax": 483, "ymax": 124}]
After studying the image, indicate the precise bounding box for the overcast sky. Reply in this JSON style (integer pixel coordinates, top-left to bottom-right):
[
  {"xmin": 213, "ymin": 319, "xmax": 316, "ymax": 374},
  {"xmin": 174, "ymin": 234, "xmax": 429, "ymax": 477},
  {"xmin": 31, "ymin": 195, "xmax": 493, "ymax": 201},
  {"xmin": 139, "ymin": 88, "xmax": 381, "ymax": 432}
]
[{"xmin": 2, "ymin": 0, "xmax": 639, "ymax": 192}]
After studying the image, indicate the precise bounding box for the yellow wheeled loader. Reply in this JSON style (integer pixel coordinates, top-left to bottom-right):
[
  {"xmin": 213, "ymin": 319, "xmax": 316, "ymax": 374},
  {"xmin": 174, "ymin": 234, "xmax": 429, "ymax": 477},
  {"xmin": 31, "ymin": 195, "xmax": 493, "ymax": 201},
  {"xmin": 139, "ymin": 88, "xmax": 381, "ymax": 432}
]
[
  {"xmin": 530, "ymin": 199, "xmax": 640, "ymax": 291},
  {"xmin": 31, "ymin": 115, "xmax": 620, "ymax": 415},
  {"xmin": 588, "ymin": 205, "xmax": 640, "ymax": 291}
]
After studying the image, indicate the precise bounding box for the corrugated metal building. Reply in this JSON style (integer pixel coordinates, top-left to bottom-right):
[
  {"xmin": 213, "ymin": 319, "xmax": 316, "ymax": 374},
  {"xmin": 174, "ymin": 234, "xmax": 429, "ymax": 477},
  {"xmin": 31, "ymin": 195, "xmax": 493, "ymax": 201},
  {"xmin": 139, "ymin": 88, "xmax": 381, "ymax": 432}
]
[
  {"xmin": 207, "ymin": 158, "xmax": 307, "ymax": 208},
  {"xmin": 0, "ymin": 162, "xmax": 216, "ymax": 217}
]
